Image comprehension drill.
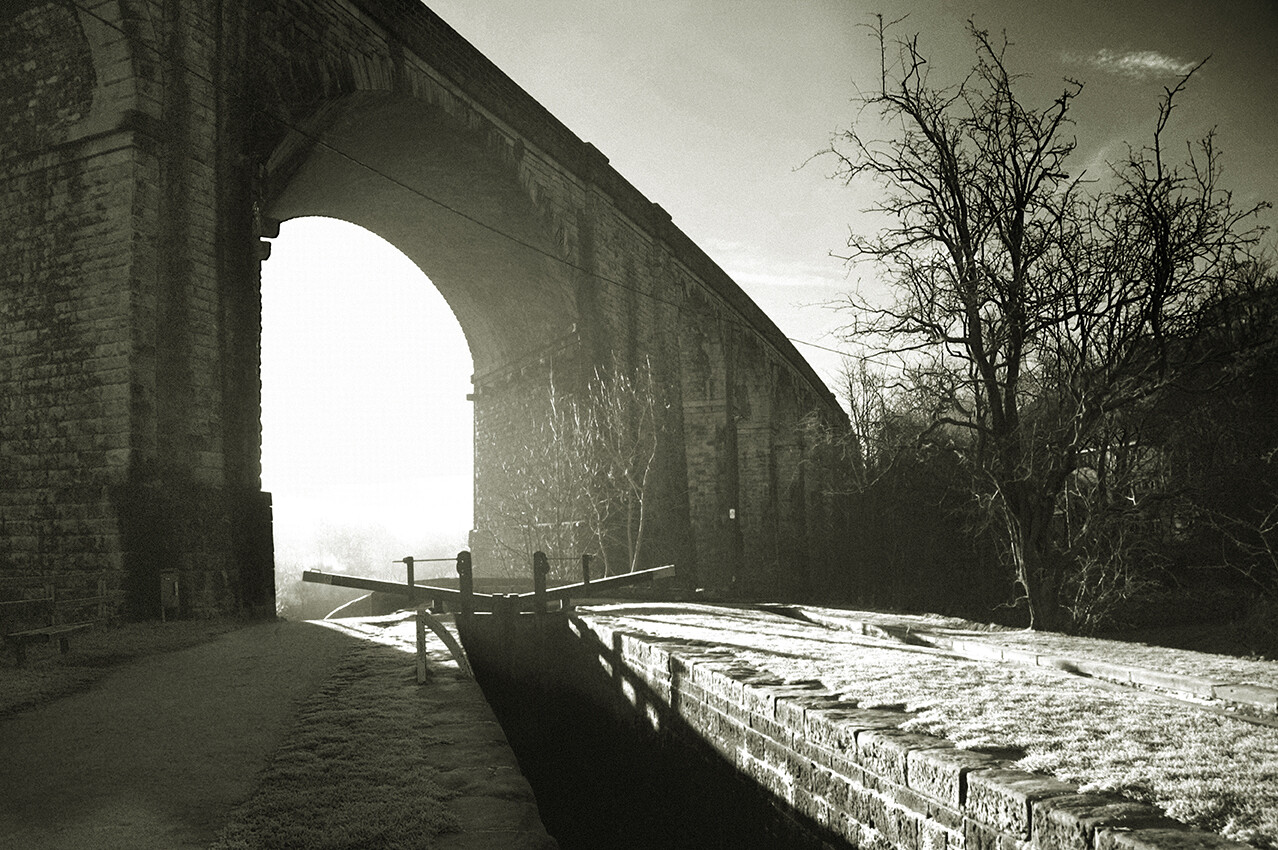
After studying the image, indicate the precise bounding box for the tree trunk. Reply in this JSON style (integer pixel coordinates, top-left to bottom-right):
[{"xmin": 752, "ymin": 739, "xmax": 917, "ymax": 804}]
[
  {"xmin": 1007, "ymin": 494, "xmax": 1064, "ymax": 631},
  {"xmin": 1019, "ymin": 544, "xmax": 1063, "ymax": 631}
]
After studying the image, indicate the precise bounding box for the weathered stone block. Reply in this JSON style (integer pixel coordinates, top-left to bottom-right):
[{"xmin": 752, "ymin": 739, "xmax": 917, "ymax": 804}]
[
  {"xmin": 920, "ymin": 819, "xmax": 962, "ymax": 850},
  {"xmin": 908, "ymin": 746, "xmax": 1004, "ymax": 807},
  {"xmin": 775, "ymin": 690, "xmax": 845, "ymax": 730},
  {"xmin": 1095, "ymin": 828, "xmax": 1255, "ymax": 850},
  {"xmin": 963, "ymin": 816, "xmax": 1001, "ymax": 850},
  {"xmin": 801, "ymin": 735, "xmax": 864, "ymax": 784},
  {"xmin": 805, "ymin": 705, "xmax": 872, "ymax": 752},
  {"xmin": 886, "ymin": 801, "xmax": 923, "ymax": 850},
  {"xmin": 882, "ymin": 780, "xmax": 950, "ymax": 824},
  {"xmin": 965, "ymin": 769, "xmax": 1077, "ymax": 838},
  {"xmin": 1032, "ymin": 794, "xmax": 1176, "ymax": 850},
  {"xmin": 805, "ymin": 705, "xmax": 906, "ymax": 756},
  {"xmin": 748, "ymin": 708, "xmax": 793, "ymax": 747},
  {"xmin": 1212, "ymin": 683, "xmax": 1278, "ymax": 711},
  {"xmin": 850, "ymin": 782, "xmax": 889, "ymax": 835},
  {"xmin": 794, "ymin": 783, "xmax": 834, "ymax": 830},
  {"xmin": 1124, "ymin": 668, "xmax": 1217, "ymax": 700},
  {"xmin": 858, "ymin": 728, "xmax": 954, "ymax": 786},
  {"xmin": 742, "ymin": 681, "xmax": 780, "ymax": 718},
  {"xmin": 1002, "ymin": 648, "xmax": 1041, "ymax": 666}
]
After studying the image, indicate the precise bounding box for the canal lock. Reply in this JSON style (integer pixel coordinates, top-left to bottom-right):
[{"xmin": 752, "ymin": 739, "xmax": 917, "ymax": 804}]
[{"xmin": 457, "ymin": 610, "xmax": 840, "ymax": 850}]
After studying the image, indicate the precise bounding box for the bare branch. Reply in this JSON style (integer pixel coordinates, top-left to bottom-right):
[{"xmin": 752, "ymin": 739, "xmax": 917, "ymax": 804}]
[{"xmin": 818, "ymin": 17, "xmax": 1270, "ymax": 630}]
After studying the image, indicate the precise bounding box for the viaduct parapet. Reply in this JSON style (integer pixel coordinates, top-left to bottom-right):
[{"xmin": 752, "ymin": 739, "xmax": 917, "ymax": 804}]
[{"xmin": 0, "ymin": 0, "xmax": 850, "ymax": 620}]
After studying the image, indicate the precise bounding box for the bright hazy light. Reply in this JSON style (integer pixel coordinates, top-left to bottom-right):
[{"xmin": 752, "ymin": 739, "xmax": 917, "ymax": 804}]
[{"xmin": 260, "ymin": 217, "xmax": 474, "ymax": 555}]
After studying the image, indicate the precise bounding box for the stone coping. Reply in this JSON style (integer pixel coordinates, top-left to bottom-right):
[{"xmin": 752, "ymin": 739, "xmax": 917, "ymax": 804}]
[{"xmin": 573, "ymin": 612, "xmax": 1257, "ymax": 850}]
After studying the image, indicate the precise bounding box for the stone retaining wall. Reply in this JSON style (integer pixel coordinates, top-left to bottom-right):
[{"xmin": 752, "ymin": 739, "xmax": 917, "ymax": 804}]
[{"xmin": 572, "ymin": 615, "xmax": 1251, "ymax": 850}]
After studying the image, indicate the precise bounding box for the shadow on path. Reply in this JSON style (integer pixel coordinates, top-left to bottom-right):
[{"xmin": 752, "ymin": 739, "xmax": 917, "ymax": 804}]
[{"xmin": 0, "ymin": 619, "xmax": 358, "ymax": 850}]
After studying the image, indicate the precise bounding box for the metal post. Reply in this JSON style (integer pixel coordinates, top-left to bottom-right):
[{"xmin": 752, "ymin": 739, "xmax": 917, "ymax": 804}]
[
  {"xmin": 403, "ymin": 555, "xmax": 426, "ymax": 682},
  {"xmin": 456, "ymin": 550, "xmax": 473, "ymax": 617},
  {"xmin": 403, "ymin": 556, "xmax": 415, "ymax": 593},
  {"xmin": 581, "ymin": 553, "xmax": 592, "ymax": 587},
  {"xmin": 533, "ymin": 551, "xmax": 549, "ymax": 614},
  {"xmin": 415, "ymin": 606, "xmax": 430, "ymax": 683}
]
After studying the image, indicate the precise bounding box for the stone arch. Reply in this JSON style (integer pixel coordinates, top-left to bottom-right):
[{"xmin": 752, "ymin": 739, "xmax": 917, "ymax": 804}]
[
  {"xmin": 261, "ymin": 90, "xmax": 582, "ymax": 376},
  {"xmin": 260, "ymin": 89, "xmax": 602, "ymax": 573},
  {"xmin": 0, "ymin": 0, "xmax": 852, "ymax": 619},
  {"xmin": 1, "ymin": 1, "xmax": 95, "ymax": 158},
  {"xmin": 70, "ymin": 0, "xmax": 151, "ymax": 141}
]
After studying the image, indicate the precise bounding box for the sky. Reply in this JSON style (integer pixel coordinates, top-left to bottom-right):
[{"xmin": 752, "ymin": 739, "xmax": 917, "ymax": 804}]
[{"xmin": 262, "ymin": 0, "xmax": 1278, "ymax": 555}]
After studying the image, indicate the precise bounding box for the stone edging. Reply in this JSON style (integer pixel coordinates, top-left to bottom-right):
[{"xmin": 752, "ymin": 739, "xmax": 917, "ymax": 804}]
[
  {"xmin": 795, "ymin": 610, "xmax": 1278, "ymax": 715},
  {"xmin": 577, "ymin": 615, "xmax": 1253, "ymax": 850}
]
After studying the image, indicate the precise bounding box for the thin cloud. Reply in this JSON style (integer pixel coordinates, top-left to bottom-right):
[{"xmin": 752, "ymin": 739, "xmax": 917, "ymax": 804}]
[{"xmin": 1066, "ymin": 48, "xmax": 1198, "ymax": 79}]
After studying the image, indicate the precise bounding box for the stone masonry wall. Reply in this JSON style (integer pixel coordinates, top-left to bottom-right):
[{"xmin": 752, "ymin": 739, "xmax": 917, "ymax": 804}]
[
  {"xmin": 1, "ymin": 3, "xmax": 136, "ymax": 620},
  {"xmin": 569, "ymin": 615, "xmax": 1251, "ymax": 850},
  {"xmin": 1, "ymin": 0, "xmax": 274, "ymax": 620},
  {"xmin": 3, "ymin": 0, "xmax": 847, "ymax": 621}
]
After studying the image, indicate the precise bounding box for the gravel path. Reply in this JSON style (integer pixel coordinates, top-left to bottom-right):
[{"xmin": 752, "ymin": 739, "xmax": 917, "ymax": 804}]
[{"xmin": 0, "ymin": 620, "xmax": 355, "ymax": 850}]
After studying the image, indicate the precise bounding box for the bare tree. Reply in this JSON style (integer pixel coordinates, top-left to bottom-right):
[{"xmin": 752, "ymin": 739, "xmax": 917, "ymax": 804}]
[
  {"xmin": 573, "ymin": 357, "xmax": 664, "ymax": 576},
  {"xmin": 478, "ymin": 374, "xmax": 582, "ymax": 576},
  {"xmin": 482, "ymin": 357, "xmax": 664, "ymax": 578},
  {"xmin": 825, "ymin": 20, "xmax": 1268, "ymax": 629}
]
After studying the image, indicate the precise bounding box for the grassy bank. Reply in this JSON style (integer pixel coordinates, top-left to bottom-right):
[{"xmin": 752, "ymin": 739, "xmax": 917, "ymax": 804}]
[{"xmin": 211, "ymin": 639, "xmax": 460, "ymax": 850}]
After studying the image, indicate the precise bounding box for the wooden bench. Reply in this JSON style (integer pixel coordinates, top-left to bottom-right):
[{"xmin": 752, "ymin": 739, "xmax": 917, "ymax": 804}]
[
  {"xmin": 1, "ymin": 595, "xmax": 92, "ymax": 667},
  {"xmin": 4, "ymin": 622, "xmax": 92, "ymax": 666}
]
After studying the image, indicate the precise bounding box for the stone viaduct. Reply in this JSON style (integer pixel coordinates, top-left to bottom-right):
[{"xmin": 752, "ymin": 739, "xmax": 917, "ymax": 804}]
[{"xmin": 1, "ymin": 0, "xmax": 851, "ymax": 621}]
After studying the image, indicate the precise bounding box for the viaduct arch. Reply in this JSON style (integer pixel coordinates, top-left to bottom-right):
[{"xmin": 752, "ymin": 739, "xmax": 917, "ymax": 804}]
[{"xmin": 0, "ymin": 0, "xmax": 850, "ymax": 620}]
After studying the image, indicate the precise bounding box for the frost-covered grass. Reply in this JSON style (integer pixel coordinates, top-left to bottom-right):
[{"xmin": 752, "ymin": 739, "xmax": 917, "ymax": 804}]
[
  {"xmin": 211, "ymin": 641, "xmax": 460, "ymax": 850},
  {"xmin": 585, "ymin": 603, "xmax": 1278, "ymax": 849}
]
